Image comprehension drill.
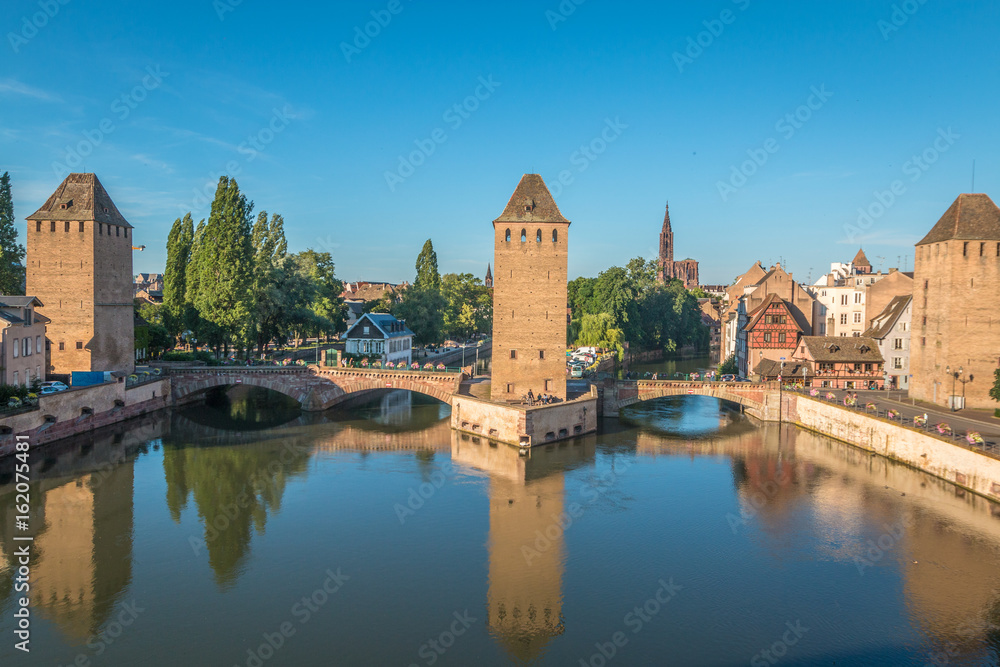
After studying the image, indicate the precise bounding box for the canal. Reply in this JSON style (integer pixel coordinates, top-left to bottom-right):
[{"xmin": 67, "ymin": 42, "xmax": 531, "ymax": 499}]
[{"xmin": 2, "ymin": 381, "xmax": 1000, "ymax": 666}]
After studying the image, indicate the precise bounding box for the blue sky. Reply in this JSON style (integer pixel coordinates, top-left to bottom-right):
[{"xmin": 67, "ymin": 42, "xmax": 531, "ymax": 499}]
[{"xmin": 2, "ymin": 0, "xmax": 997, "ymax": 285}]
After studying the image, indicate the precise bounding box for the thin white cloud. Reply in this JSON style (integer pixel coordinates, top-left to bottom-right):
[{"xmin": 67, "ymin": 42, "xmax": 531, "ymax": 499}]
[{"xmin": 0, "ymin": 79, "xmax": 62, "ymax": 103}]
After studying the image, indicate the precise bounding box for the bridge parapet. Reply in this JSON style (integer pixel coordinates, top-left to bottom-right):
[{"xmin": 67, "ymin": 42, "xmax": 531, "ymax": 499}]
[{"xmin": 603, "ymin": 379, "xmax": 780, "ymax": 421}]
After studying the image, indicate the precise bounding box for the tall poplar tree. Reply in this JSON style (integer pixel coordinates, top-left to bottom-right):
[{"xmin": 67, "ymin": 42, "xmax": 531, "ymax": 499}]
[
  {"xmin": 0, "ymin": 172, "xmax": 26, "ymax": 295},
  {"xmin": 163, "ymin": 212, "xmax": 194, "ymax": 339},
  {"xmin": 191, "ymin": 177, "xmax": 254, "ymax": 352},
  {"xmin": 414, "ymin": 239, "xmax": 440, "ymax": 291}
]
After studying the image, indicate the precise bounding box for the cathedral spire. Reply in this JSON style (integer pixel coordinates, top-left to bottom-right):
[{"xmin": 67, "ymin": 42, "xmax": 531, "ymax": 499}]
[{"xmin": 659, "ymin": 201, "xmax": 674, "ymax": 265}]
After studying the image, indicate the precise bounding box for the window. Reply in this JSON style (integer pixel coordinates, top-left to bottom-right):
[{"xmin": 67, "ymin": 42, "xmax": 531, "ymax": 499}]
[
  {"xmin": 505, "ymin": 229, "xmax": 510, "ymax": 242},
  {"xmin": 116, "ymin": 226, "xmax": 120, "ymax": 237},
  {"xmin": 778, "ymin": 333, "xmax": 786, "ymax": 343},
  {"xmin": 64, "ymin": 221, "xmax": 70, "ymax": 232},
  {"xmin": 545, "ymin": 379, "xmax": 553, "ymax": 391},
  {"xmin": 520, "ymin": 229, "xmax": 526, "ymax": 242},
  {"xmin": 79, "ymin": 221, "xmax": 84, "ymax": 232},
  {"xmin": 35, "ymin": 221, "xmax": 41, "ymax": 232},
  {"xmin": 893, "ymin": 338, "xmax": 902, "ymax": 349},
  {"xmin": 59, "ymin": 342, "xmax": 65, "ymax": 351},
  {"xmin": 506, "ymin": 383, "xmax": 514, "ymax": 393},
  {"xmin": 853, "ymin": 313, "xmax": 862, "ymax": 323},
  {"xmin": 12, "ymin": 338, "xmax": 18, "ymax": 358},
  {"xmin": 552, "ymin": 230, "xmax": 558, "ymax": 242},
  {"xmin": 35, "ymin": 336, "xmax": 41, "ymax": 353},
  {"xmin": 363, "ymin": 326, "xmax": 369, "ymax": 335},
  {"xmin": 76, "ymin": 341, "xmax": 83, "ymax": 349},
  {"xmin": 893, "ymin": 357, "xmax": 903, "ymax": 369},
  {"xmin": 924, "ymin": 279, "xmax": 928, "ymax": 289},
  {"xmin": 125, "ymin": 228, "xmax": 128, "ymax": 238},
  {"xmin": 539, "ymin": 350, "xmax": 545, "ymax": 360},
  {"xmin": 921, "ymin": 337, "xmax": 926, "ymax": 346},
  {"xmin": 536, "ymin": 229, "xmax": 542, "ymax": 242},
  {"xmin": 840, "ymin": 314, "xmax": 848, "ymax": 325},
  {"xmin": 981, "ymin": 243, "xmax": 986, "ymax": 256},
  {"xmin": 763, "ymin": 332, "xmax": 772, "ymax": 343},
  {"xmin": 854, "ymin": 293, "xmax": 862, "ymax": 304},
  {"xmin": 100, "ymin": 223, "xmax": 104, "ymax": 235},
  {"xmin": 841, "ymin": 295, "xmax": 848, "ymax": 305},
  {"xmin": 510, "ymin": 349, "xmax": 517, "ymax": 359},
  {"xmin": 780, "ymin": 316, "xmax": 786, "ymax": 324},
  {"xmin": 764, "ymin": 315, "xmax": 771, "ymax": 324},
  {"xmin": 22, "ymin": 338, "xmax": 29, "ymax": 356},
  {"xmin": 50, "ymin": 221, "xmax": 55, "ymax": 232},
  {"xmin": 12, "ymin": 371, "xmax": 17, "ymax": 385},
  {"xmin": 963, "ymin": 242, "xmax": 968, "ymax": 256}
]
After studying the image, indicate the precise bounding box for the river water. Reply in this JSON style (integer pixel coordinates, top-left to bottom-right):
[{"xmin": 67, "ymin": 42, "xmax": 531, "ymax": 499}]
[{"xmin": 2, "ymin": 382, "xmax": 1000, "ymax": 666}]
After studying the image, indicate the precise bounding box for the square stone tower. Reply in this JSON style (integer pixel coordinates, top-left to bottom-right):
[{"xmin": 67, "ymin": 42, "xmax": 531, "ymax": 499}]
[
  {"xmin": 910, "ymin": 193, "xmax": 1000, "ymax": 409},
  {"xmin": 491, "ymin": 174, "xmax": 570, "ymax": 402},
  {"xmin": 26, "ymin": 174, "xmax": 135, "ymax": 376}
]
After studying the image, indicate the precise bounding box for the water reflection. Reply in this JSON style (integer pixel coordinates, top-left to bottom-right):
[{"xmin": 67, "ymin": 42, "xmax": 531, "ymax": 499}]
[
  {"xmin": 0, "ymin": 417, "xmax": 157, "ymax": 642},
  {"xmin": 452, "ymin": 434, "xmax": 597, "ymax": 663},
  {"xmin": 6, "ymin": 390, "xmax": 1000, "ymax": 663}
]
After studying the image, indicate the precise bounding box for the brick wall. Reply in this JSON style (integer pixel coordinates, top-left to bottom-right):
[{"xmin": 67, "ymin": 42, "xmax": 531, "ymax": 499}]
[{"xmin": 491, "ymin": 223, "xmax": 569, "ymax": 401}]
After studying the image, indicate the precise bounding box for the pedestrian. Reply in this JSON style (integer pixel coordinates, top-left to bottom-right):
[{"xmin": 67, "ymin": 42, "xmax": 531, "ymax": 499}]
[{"xmin": 527, "ymin": 389, "xmax": 534, "ymax": 405}]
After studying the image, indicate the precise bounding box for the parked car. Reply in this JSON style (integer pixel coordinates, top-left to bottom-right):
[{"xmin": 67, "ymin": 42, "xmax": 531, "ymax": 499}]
[
  {"xmin": 40, "ymin": 381, "xmax": 68, "ymax": 392},
  {"xmin": 721, "ymin": 374, "xmax": 736, "ymax": 382},
  {"xmin": 40, "ymin": 386, "xmax": 60, "ymax": 395},
  {"xmin": 570, "ymin": 365, "xmax": 584, "ymax": 378}
]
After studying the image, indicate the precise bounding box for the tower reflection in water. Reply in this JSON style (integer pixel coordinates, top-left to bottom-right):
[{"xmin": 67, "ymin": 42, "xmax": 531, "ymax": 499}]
[{"xmin": 451, "ymin": 431, "xmax": 596, "ymax": 664}]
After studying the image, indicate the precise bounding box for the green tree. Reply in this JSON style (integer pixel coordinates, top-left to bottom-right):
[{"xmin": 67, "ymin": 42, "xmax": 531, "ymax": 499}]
[
  {"xmin": 414, "ymin": 239, "xmax": 440, "ymax": 291},
  {"xmin": 567, "ymin": 276, "xmax": 599, "ymax": 320},
  {"xmin": 441, "ymin": 273, "xmax": 491, "ymax": 340},
  {"xmin": 991, "ymin": 368, "xmax": 1000, "ymax": 406},
  {"xmin": 0, "ymin": 172, "xmax": 25, "ymax": 294},
  {"xmin": 395, "ymin": 287, "xmax": 446, "ymax": 345},
  {"xmin": 718, "ymin": 354, "xmax": 738, "ymax": 376},
  {"xmin": 288, "ymin": 249, "xmax": 347, "ymax": 340},
  {"xmin": 250, "ymin": 211, "xmax": 289, "ymax": 354},
  {"xmin": 189, "ymin": 177, "xmax": 255, "ymax": 353},
  {"xmin": 163, "ymin": 213, "xmax": 194, "ymax": 340},
  {"xmin": 576, "ymin": 312, "xmax": 624, "ymax": 358}
]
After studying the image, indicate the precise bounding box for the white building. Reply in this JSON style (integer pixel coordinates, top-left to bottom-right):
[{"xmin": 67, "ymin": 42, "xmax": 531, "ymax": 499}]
[
  {"xmin": 862, "ymin": 295, "xmax": 912, "ymax": 390},
  {"xmin": 344, "ymin": 313, "xmax": 414, "ymax": 366}
]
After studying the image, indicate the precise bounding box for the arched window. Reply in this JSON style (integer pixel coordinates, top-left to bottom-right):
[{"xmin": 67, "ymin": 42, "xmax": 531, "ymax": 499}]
[
  {"xmin": 536, "ymin": 229, "xmax": 542, "ymax": 242},
  {"xmin": 552, "ymin": 229, "xmax": 558, "ymax": 243},
  {"xmin": 520, "ymin": 229, "xmax": 527, "ymax": 242},
  {"xmin": 505, "ymin": 229, "xmax": 511, "ymax": 242}
]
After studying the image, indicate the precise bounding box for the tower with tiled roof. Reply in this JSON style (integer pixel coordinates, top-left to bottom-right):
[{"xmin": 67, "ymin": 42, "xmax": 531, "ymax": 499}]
[
  {"xmin": 910, "ymin": 193, "xmax": 1000, "ymax": 409},
  {"xmin": 852, "ymin": 248, "xmax": 872, "ymax": 275},
  {"xmin": 491, "ymin": 175, "xmax": 569, "ymax": 401},
  {"xmin": 26, "ymin": 173, "xmax": 134, "ymax": 375}
]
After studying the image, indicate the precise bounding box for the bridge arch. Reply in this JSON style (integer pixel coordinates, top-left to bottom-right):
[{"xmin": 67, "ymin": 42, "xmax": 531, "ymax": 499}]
[
  {"xmin": 610, "ymin": 382, "xmax": 769, "ymax": 417},
  {"xmin": 168, "ymin": 367, "xmax": 461, "ymax": 412}
]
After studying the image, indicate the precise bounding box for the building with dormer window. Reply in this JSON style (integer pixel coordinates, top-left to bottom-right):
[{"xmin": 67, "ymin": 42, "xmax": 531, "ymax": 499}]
[{"xmin": 344, "ymin": 313, "xmax": 413, "ymax": 366}]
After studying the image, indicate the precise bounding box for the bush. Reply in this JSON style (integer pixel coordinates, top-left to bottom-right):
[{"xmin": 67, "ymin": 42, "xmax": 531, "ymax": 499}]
[{"xmin": 161, "ymin": 350, "xmax": 222, "ymax": 366}]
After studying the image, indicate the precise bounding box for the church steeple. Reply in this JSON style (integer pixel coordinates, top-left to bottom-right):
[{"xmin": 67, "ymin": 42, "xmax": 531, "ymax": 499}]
[
  {"xmin": 485, "ymin": 263, "xmax": 493, "ymax": 288},
  {"xmin": 659, "ymin": 202, "xmax": 674, "ymax": 264}
]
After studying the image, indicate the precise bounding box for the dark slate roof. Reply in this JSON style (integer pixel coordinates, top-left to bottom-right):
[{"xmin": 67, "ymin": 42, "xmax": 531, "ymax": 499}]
[
  {"xmin": 862, "ymin": 295, "xmax": 911, "ymax": 340},
  {"xmin": 918, "ymin": 193, "xmax": 1000, "ymax": 245},
  {"xmin": 754, "ymin": 358, "xmax": 813, "ymax": 378},
  {"xmin": 852, "ymin": 248, "xmax": 871, "ymax": 267},
  {"xmin": 27, "ymin": 173, "xmax": 132, "ymax": 228},
  {"xmin": 744, "ymin": 293, "xmax": 803, "ymax": 332},
  {"xmin": 346, "ymin": 301, "xmax": 365, "ymax": 316},
  {"xmin": 493, "ymin": 174, "xmax": 570, "ymax": 225},
  {"xmin": 0, "ymin": 296, "xmax": 43, "ymax": 308},
  {"xmin": 347, "ymin": 312, "xmax": 414, "ymax": 339},
  {"xmin": 801, "ymin": 336, "xmax": 884, "ymax": 363}
]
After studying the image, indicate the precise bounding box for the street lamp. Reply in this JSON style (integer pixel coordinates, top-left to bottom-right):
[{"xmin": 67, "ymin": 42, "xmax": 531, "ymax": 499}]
[{"xmin": 945, "ymin": 365, "xmax": 974, "ymax": 411}]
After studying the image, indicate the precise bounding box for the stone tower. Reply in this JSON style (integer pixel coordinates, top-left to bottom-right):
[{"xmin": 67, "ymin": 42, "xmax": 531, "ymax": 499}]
[
  {"xmin": 26, "ymin": 174, "xmax": 135, "ymax": 376},
  {"xmin": 910, "ymin": 193, "xmax": 1000, "ymax": 409},
  {"xmin": 657, "ymin": 202, "xmax": 674, "ymax": 280},
  {"xmin": 491, "ymin": 174, "xmax": 570, "ymax": 402}
]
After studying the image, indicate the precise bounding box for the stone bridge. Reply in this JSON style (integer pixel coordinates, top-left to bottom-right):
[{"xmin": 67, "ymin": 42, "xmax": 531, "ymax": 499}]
[
  {"xmin": 602, "ymin": 379, "xmax": 781, "ymax": 421},
  {"xmin": 167, "ymin": 366, "xmax": 464, "ymax": 411}
]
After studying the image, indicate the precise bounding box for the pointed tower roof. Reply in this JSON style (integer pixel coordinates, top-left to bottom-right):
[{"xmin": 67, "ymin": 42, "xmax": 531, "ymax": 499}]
[
  {"xmin": 917, "ymin": 193, "xmax": 1000, "ymax": 245},
  {"xmin": 27, "ymin": 173, "xmax": 132, "ymax": 228},
  {"xmin": 852, "ymin": 248, "xmax": 871, "ymax": 267},
  {"xmin": 493, "ymin": 174, "xmax": 569, "ymax": 225},
  {"xmin": 662, "ymin": 202, "xmax": 672, "ymax": 232},
  {"xmin": 485, "ymin": 263, "xmax": 492, "ymax": 280}
]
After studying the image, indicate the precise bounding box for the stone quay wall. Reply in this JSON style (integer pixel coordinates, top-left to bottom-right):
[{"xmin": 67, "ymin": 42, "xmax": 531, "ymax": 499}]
[
  {"xmin": 0, "ymin": 379, "xmax": 170, "ymax": 456},
  {"xmin": 785, "ymin": 393, "xmax": 1000, "ymax": 502}
]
